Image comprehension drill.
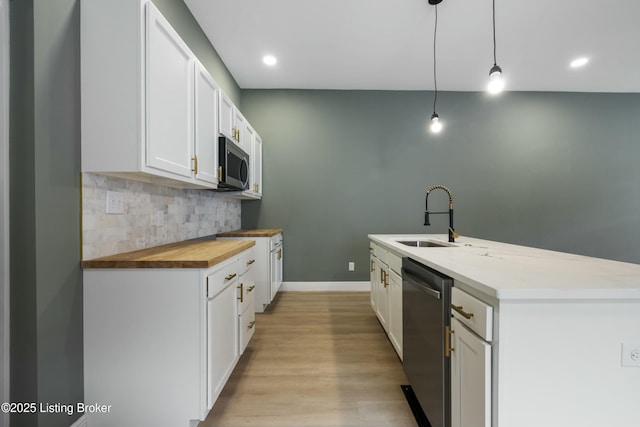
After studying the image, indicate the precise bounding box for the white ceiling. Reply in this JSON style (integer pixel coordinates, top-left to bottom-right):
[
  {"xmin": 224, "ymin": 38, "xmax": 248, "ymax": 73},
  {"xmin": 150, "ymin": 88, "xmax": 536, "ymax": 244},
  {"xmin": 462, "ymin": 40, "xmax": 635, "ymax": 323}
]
[{"xmin": 183, "ymin": 0, "xmax": 640, "ymax": 92}]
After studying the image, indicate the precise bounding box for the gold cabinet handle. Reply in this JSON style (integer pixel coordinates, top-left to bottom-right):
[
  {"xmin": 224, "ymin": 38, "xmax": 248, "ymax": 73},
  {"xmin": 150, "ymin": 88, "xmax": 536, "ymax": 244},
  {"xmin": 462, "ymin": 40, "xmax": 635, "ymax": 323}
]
[
  {"xmin": 192, "ymin": 155, "xmax": 198, "ymax": 174},
  {"xmin": 451, "ymin": 304, "xmax": 474, "ymax": 319},
  {"xmin": 277, "ymin": 249, "xmax": 282, "ymax": 260},
  {"xmin": 445, "ymin": 325, "xmax": 454, "ymax": 357},
  {"xmin": 247, "ymin": 285, "xmax": 255, "ymax": 292},
  {"xmin": 237, "ymin": 283, "xmax": 244, "ymax": 303},
  {"xmin": 247, "ymin": 259, "xmax": 256, "ymax": 266},
  {"xmin": 380, "ymin": 268, "xmax": 388, "ymax": 287},
  {"xmin": 225, "ymin": 273, "xmax": 237, "ymax": 281},
  {"xmin": 218, "ymin": 165, "xmax": 223, "ymax": 181},
  {"xmin": 370, "ymin": 259, "xmax": 375, "ymax": 272},
  {"xmin": 248, "ymin": 320, "xmax": 256, "ymax": 329}
]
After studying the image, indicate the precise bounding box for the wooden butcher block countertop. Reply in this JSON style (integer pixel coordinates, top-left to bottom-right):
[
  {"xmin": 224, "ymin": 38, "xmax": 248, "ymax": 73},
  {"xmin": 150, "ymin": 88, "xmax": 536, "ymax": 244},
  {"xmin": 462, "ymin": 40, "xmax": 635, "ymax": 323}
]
[
  {"xmin": 82, "ymin": 239, "xmax": 255, "ymax": 269},
  {"xmin": 217, "ymin": 228, "xmax": 283, "ymax": 238}
]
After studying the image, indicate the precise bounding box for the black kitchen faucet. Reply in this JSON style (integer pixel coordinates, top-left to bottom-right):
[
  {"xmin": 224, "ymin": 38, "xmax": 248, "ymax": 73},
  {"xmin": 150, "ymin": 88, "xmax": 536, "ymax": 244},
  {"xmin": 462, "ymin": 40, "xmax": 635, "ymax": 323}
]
[{"xmin": 424, "ymin": 185, "xmax": 459, "ymax": 242}]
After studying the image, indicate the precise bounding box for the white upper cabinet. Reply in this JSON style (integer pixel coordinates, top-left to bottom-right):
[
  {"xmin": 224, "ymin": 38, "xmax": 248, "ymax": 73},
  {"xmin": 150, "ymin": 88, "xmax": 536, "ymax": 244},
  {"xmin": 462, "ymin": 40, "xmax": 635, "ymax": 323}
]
[
  {"xmin": 82, "ymin": 0, "xmax": 219, "ymax": 189},
  {"xmin": 194, "ymin": 60, "xmax": 220, "ymax": 185},
  {"xmin": 241, "ymin": 118, "xmax": 254, "ymax": 156},
  {"xmin": 145, "ymin": 4, "xmax": 195, "ymax": 178},
  {"xmin": 81, "ymin": 0, "xmax": 264, "ymax": 195},
  {"xmin": 218, "ymin": 90, "xmax": 235, "ymax": 142},
  {"xmin": 252, "ymin": 133, "xmax": 263, "ymax": 197},
  {"xmin": 234, "ymin": 109, "xmax": 246, "ymax": 150},
  {"xmin": 219, "ymin": 91, "xmax": 245, "ymax": 149}
]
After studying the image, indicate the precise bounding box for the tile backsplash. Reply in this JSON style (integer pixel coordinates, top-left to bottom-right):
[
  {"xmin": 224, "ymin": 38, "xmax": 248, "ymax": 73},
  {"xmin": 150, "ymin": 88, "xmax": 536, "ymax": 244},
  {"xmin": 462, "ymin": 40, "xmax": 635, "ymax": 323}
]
[{"xmin": 82, "ymin": 173, "xmax": 241, "ymax": 259}]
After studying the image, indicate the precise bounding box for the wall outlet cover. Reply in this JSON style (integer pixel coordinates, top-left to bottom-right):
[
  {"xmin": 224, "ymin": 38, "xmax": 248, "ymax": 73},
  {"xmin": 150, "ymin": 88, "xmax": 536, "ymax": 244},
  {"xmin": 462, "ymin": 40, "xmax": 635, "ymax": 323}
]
[
  {"xmin": 106, "ymin": 190, "xmax": 124, "ymax": 214},
  {"xmin": 622, "ymin": 343, "xmax": 640, "ymax": 367}
]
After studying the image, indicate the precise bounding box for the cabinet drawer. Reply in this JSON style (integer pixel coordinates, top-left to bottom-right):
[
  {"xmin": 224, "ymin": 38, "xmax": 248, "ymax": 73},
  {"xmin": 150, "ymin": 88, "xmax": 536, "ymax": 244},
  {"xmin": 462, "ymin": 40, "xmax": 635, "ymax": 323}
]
[
  {"xmin": 236, "ymin": 277, "xmax": 256, "ymax": 314},
  {"xmin": 371, "ymin": 244, "xmax": 389, "ymax": 266},
  {"xmin": 207, "ymin": 259, "xmax": 239, "ymax": 299},
  {"xmin": 239, "ymin": 305, "xmax": 256, "ymax": 353},
  {"xmin": 387, "ymin": 251, "xmax": 402, "ymax": 275},
  {"xmin": 451, "ymin": 288, "xmax": 493, "ymax": 341},
  {"xmin": 239, "ymin": 248, "xmax": 256, "ymax": 276}
]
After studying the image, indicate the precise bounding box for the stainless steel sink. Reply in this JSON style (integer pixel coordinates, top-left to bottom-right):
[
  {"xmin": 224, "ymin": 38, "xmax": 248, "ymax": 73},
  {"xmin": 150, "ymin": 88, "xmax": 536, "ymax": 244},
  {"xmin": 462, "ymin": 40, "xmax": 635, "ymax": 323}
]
[{"xmin": 396, "ymin": 240, "xmax": 452, "ymax": 248}]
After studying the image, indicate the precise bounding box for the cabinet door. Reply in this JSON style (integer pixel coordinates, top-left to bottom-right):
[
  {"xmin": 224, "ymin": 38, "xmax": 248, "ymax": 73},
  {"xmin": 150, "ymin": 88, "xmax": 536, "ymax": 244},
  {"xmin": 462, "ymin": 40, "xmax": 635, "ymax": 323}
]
[
  {"xmin": 218, "ymin": 91, "xmax": 234, "ymax": 141},
  {"xmin": 369, "ymin": 255, "xmax": 378, "ymax": 311},
  {"xmin": 451, "ymin": 317, "xmax": 492, "ymax": 427},
  {"xmin": 242, "ymin": 120, "xmax": 254, "ymax": 155},
  {"xmin": 388, "ymin": 269, "xmax": 403, "ymax": 360},
  {"xmin": 194, "ymin": 61, "xmax": 219, "ymax": 185},
  {"xmin": 233, "ymin": 109, "xmax": 245, "ymax": 147},
  {"xmin": 375, "ymin": 261, "xmax": 389, "ymax": 331},
  {"xmin": 269, "ymin": 249, "xmax": 277, "ymax": 303},
  {"xmin": 145, "ymin": 3, "xmax": 194, "ymax": 178},
  {"xmin": 276, "ymin": 244, "xmax": 283, "ymax": 292},
  {"xmin": 252, "ymin": 133, "xmax": 263, "ymax": 196},
  {"xmin": 207, "ymin": 279, "xmax": 239, "ymax": 409}
]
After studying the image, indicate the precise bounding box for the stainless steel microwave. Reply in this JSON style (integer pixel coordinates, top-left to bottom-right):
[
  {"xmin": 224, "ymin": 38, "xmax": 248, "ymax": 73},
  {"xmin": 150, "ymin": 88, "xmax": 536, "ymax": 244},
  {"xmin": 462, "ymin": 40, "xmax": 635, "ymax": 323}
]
[{"xmin": 216, "ymin": 136, "xmax": 249, "ymax": 191}]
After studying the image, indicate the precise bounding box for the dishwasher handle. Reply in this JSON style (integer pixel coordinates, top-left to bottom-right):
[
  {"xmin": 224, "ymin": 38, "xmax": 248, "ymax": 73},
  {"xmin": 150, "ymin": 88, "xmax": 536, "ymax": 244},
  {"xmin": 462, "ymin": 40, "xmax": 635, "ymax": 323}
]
[{"xmin": 403, "ymin": 269, "xmax": 441, "ymax": 300}]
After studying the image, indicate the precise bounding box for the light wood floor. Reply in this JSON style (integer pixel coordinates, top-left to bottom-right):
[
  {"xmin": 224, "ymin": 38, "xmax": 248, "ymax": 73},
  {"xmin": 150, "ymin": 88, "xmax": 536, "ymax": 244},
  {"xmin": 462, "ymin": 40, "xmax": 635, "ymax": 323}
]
[{"xmin": 200, "ymin": 292, "xmax": 417, "ymax": 427}]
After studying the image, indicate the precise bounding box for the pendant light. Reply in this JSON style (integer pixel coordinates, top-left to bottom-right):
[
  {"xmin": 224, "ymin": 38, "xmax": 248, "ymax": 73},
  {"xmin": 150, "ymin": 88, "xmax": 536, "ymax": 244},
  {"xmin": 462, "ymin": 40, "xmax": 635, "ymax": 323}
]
[
  {"xmin": 429, "ymin": 0, "xmax": 443, "ymax": 133},
  {"xmin": 487, "ymin": 0, "xmax": 504, "ymax": 94}
]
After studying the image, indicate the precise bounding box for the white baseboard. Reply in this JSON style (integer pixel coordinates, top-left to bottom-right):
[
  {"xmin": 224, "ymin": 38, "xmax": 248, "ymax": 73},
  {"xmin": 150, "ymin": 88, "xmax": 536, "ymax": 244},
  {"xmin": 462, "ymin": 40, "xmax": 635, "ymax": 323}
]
[
  {"xmin": 70, "ymin": 415, "xmax": 88, "ymax": 427},
  {"xmin": 280, "ymin": 281, "xmax": 370, "ymax": 292}
]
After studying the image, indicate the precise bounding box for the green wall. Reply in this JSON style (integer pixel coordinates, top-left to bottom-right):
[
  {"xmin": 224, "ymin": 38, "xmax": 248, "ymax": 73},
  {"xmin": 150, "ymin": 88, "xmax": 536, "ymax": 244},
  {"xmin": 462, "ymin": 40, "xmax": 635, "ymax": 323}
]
[
  {"xmin": 240, "ymin": 90, "xmax": 640, "ymax": 282},
  {"xmin": 11, "ymin": 0, "xmax": 83, "ymax": 425},
  {"xmin": 8, "ymin": 1, "xmax": 239, "ymax": 425}
]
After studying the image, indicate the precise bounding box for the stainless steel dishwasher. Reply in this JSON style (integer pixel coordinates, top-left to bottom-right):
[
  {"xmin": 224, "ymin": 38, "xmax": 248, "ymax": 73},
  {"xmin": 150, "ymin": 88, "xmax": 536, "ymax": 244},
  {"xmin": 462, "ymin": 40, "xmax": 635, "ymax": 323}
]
[{"xmin": 402, "ymin": 257, "xmax": 453, "ymax": 427}]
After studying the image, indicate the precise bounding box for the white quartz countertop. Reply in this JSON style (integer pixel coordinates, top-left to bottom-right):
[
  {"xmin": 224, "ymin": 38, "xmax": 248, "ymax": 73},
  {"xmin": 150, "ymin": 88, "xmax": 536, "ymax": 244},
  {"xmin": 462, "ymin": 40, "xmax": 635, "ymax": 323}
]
[{"xmin": 369, "ymin": 234, "xmax": 640, "ymax": 301}]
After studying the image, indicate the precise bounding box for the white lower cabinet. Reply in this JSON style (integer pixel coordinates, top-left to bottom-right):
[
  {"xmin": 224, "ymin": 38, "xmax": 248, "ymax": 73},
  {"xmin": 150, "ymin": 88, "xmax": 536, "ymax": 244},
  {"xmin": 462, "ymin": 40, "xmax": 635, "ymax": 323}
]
[
  {"xmin": 387, "ymin": 269, "xmax": 403, "ymax": 360},
  {"xmin": 270, "ymin": 236, "xmax": 283, "ymax": 301},
  {"xmin": 83, "ymin": 248, "xmax": 255, "ymax": 427},
  {"xmin": 369, "ymin": 242, "xmax": 402, "ymax": 359},
  {"xmin": 376, "ymin": 258, "xmax": 390, "ymax": 331},
  {"xmin": 369, "ymin": 253, "xmax": 378, "ymax": 311},
  {"xmin": 450, "ymin": 287, "xmax": 493, "ymax": 427},
  {"xmin": 206, "ymin": 258, "xmax": 240, "ymax": 409},
  {"xmin": 237, "ymin": 250, "xmax": 257, "ymax": 353},
  {"xmin": 451, "ymin": 317, "xmax": 492, "ymax": 427},
  {"xmin": 218, "ymin": 232, "xmax": 283, "ymax": 312}
]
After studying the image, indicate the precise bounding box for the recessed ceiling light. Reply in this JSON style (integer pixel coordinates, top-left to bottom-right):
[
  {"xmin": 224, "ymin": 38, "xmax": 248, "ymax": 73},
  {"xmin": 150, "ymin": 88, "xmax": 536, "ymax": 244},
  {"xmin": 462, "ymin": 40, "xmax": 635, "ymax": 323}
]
[
  {"xmin": 570, "ymin": 57, "xmax": 589, "ymax": 68},
  {"xmin": 263, "ymin": 55, "xmax": 277, "ymax": 66}
]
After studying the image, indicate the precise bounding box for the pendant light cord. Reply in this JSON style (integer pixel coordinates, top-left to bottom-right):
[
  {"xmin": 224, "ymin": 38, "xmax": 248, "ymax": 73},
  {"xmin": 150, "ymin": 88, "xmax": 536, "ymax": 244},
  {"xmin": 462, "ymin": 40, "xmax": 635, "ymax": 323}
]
[
  {"xmin": 432, "ymin": 4, "xmax": 438, "ymax": 115},
  {"xmin": 492, "ymin": 0, "xmax": 497, "ymax": 66}
]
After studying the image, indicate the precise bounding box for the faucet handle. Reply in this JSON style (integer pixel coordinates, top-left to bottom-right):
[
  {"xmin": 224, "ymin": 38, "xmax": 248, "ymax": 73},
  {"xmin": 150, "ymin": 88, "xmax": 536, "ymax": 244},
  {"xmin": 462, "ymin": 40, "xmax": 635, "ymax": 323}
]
[{"xmin": 449, "ymin": 227, "xmax": 460, "ymax": 239}]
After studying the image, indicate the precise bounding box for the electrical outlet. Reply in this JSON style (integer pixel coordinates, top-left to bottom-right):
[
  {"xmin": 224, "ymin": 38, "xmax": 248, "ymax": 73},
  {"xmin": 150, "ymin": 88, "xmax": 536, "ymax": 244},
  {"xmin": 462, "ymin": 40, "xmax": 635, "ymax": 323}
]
[
  {"xmin": 621, "ymin": 343, "xmax": 640, "ymax": 367},
  {"xmin": 348, "ymin": 262, "xmax": 355, "ymax": 272},
  {"xmin": 105, "ymin": 191, "xmax": 124, "ymax": 214}
]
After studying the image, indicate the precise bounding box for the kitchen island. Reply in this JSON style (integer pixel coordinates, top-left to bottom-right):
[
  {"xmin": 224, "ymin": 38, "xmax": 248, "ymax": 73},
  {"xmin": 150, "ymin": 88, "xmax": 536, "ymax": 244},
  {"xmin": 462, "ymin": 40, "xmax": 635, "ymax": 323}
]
[{"xmin": 370, "ymin": 234, "xmax": 640, "ymax": 427}]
